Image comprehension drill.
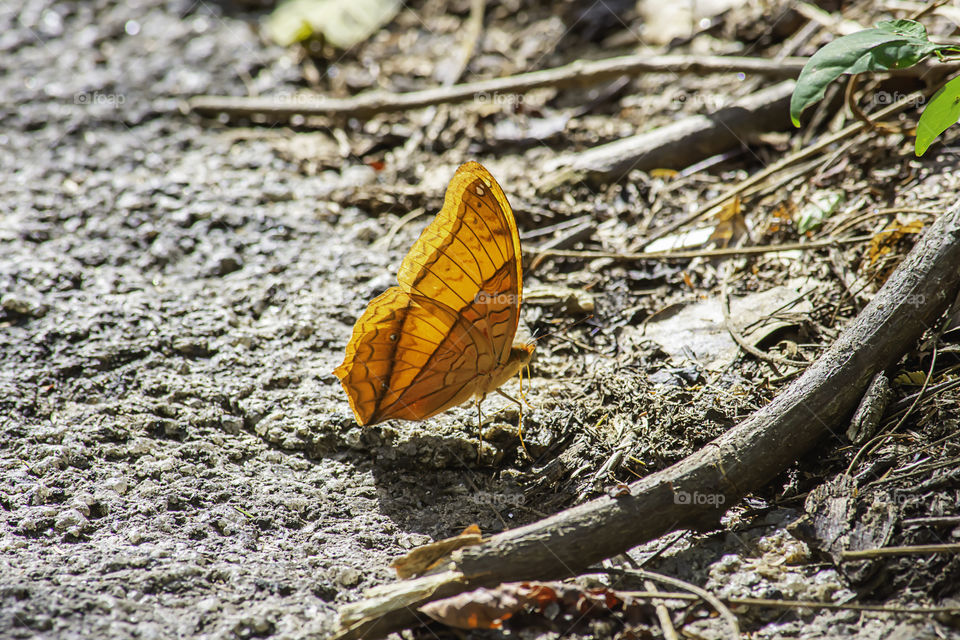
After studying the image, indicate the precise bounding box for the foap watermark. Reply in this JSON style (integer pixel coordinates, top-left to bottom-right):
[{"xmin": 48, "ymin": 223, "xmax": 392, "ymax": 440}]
[
  {"xmin": 474, "ymin": 291, "xmax": 520, "ymax": 305},
  {"xmin": 674, "ymin": 490, "xmax": 725, "ymax": 507},
  {"xmin": 901, "ymin": 293, "xmax": 926, "ymax": 307},
  {"xmin": 864, "ymin": 91, "xmax": 926, "ymax": 109},
  {"xmin": 268, "ymin": 92, "xmax": 328, "ymax": 108},
  {"xmin": 74, "ymin": 92, "xmax": 125, "ymax": 107},
  {"xmin": 891, "ymin": 489, "xmax": 915, "ymax": 506},
  {"xmin": 474, "ymin": 91, "xmax": 525, "ymax": 107},
  {"xmin": 672, "ymin": 91, "xmax": 729, "ymax": 111},
  {"xmin": 468, "ymin": 492, "xmax": 525, "ymax": 509}
]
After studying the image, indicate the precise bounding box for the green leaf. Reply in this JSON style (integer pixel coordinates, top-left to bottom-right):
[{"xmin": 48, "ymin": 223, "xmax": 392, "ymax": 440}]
[
  {"xmin": 876, "ymin": 19, "xmax": 927, "ymax": 39},
  {"xmin": 796, "ymin": 190, "xmax": 844, "ymax": 234},
  {"xmin": 916, "ymin": 75, "xmax": 960, "ymax": 156},
  {"xmin": 790, "ymin": 25, "xmax": 942, "ymax": 127}
]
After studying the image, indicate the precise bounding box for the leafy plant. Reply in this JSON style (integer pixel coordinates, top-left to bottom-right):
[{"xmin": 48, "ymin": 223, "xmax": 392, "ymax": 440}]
[{"xmin": 790, "ymin": 19, "xmax": 960, "ymax": 156}]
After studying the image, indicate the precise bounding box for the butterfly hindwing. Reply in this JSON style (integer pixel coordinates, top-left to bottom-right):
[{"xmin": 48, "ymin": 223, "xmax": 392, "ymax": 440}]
[{"xmin": 335, "ymin": 162, "xmax": 525, "ymax": 425}]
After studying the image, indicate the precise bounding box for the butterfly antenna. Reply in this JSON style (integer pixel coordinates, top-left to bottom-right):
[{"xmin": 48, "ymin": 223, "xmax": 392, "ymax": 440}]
[{"xmin": 530, "ymin": 314, "xmax": 595, "ymax": 346}]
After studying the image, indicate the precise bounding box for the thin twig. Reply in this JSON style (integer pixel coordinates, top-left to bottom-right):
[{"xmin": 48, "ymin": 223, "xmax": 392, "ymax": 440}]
[
  {"xmin": 538, "ymin": 234, "xmax": 869, "ymax": 263},
  {"xmin": 609, "ymin": 590, "xmax": 960, "ymax": 614},
  {"xmin": 186, "ymin": 54, "xmax": 809, "ymax": 121},
  {"xmin": 828, "ymin": 207, "xmax": 940, "ymax": 237},
  {"xmin": 644, "ymin": 580, "xmax": 680, "ymax": 640},
  {"xmin": 794, "ymin": 2, "xmax": 866, "ymax": 35},
  {"xmin": 842, "ymin": 543, "xmax": 960, "ymax": 560},
  {"xmin": 601, "ymin": 569, "xmax": 739, "ymax": 639},
  {"xmin": 375, "ymin": 207, "xmax": 426, "ymax": 250},
  {"xmin": 910, "ymin": 0, "xmax": 952, "ymax": 21},
  {"xmin": 902, "ymin": 516, "xmax": 960, "ymax": 527}
]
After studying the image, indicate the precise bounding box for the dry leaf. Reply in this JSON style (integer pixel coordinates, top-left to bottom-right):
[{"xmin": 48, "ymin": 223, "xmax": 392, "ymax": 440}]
[
  {"xmin": 419, "ymin": 585, "xmax": 521, "ymax": 629},
  {"xmin": 391, "ymin": 524, "xmax": 483, "ymax": 579},
  {"xmin": 420, "ymin": 581, "xmax": 655, "ymax": 631},
  {"xmin": 868, "ymin": 220, "xmax": 925, "ymax": 266},
  {"xmin": 709, "ymin": 195, "xmax": 745, "ymax": 247}
]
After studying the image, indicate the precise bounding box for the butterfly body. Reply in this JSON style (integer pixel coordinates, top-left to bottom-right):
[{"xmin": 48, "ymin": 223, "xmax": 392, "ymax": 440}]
[{"xmin": 334, "ymin": 162, "xmax": 532, "ymax": 426}]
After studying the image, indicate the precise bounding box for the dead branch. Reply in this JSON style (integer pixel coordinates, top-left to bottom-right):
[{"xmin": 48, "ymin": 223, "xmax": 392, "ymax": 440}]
[
  {"xmin": 186, "ymin": 54, "xmax": 807, "ymax": 122},
  {"xmin": 334, "ymin": 202, "xmax": 960, "ymax": 640},
  {"xmin": 542, "ymin": 81, "xmax": 796, "ymax": 183},
  {"xmin": 536, "ymin": 233, "xmax": 868, "ymax": 262},
  {"xmin": 841, "ymin": 543, "xmax": 960, "ymax": 560},
  {"xmin": 639, "ymin": 592, "xmax": 958, "ymax": 615}
]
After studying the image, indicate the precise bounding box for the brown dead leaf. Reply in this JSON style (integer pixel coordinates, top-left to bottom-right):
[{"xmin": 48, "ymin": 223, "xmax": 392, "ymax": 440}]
[
  {"xmin": 420, "ymin": 581, "xmax": 655, "ymax": 631},
  {"xmin": 391, "ymin": 524, "xmax": 483, "ymax": 579},
  {"xmin": 420, "ymin": 585, "xmax": 521, "ymax": 629},
  {"xmin": 867, "ymin": 220, "xmax": 925, "ymax": 266},
  {"xmin": 709, "ymin": 195, "xmax": 745, "ymax": 247}
]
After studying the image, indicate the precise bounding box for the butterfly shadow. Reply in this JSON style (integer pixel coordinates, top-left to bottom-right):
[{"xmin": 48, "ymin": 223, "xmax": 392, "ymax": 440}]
[{"xmin": 364, "ymin": 416, "xmax": 592, "ymax": 539}]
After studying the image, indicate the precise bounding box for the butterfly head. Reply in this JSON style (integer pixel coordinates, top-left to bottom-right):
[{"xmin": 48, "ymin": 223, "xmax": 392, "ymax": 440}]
[{"xmin": 505, "ymin": 342, "xmax": 535, "ymax": 378}]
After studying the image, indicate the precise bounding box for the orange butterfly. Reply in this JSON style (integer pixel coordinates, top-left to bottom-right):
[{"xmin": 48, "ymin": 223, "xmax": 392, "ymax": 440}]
[{"xmin": 334, "ymin": 162, "xmax": 534, "ymax": 427}]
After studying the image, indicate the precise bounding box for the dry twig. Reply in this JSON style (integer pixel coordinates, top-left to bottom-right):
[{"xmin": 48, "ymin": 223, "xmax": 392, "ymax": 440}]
[
  {"xmin": 536, "ymin": 234, "xmax": 869, "ymax": 263},
  {"xmin": 186, "ymin": 54, "xmax": 808, "ymax": 122},
  {"xmin": 841, "ymin": 543, "xmax": 960, "ymax": 560}
]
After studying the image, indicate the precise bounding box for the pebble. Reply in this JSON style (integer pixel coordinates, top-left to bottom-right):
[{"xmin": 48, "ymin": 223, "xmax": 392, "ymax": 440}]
[
  {"xmin": 55, "ymin": 507, "xmax": 88, "ymax": 531},
  {"xmin": 1, "ymin": 293, "xmax": 47, "ymax": 317},
  {"xmin": 334, "ymin": 567, "xmax": 360, "ymax": 587}
]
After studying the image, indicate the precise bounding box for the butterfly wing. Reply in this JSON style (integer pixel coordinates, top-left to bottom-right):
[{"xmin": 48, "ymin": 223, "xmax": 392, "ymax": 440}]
[
  {"xmin": 335, "ymin": 162, "xmax": 524, "ymax": 425},
  {"xmin": 397, "ymin": 162, "xmax": 523, "ymax": 364},
  {"xmin": 334, "ymin": 287, "xmax": 495, "ymax": 424}
]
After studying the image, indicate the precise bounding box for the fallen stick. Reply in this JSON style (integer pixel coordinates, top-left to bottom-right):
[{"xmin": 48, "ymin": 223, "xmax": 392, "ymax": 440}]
[
  {"xmin": 542, "ymin": 81, "xmax": 796, "ymax": 183},
  {"xmin": 612, "ymin": 590, "xmax": 960, "ymax": 614},
  {"xmin": 187, "ymin": 54, "xmax": 808, "ymax": 122},
  {"xmin": 334, "ymin": 202, "xmax": 960, "ymax": 639},
  {"xmin": 841, "ymin": 543, "xmax": 960, "ymax": 560},
  {"xmin": 535, "ymin": 233, "xmax": 868, "ymax": 262}
]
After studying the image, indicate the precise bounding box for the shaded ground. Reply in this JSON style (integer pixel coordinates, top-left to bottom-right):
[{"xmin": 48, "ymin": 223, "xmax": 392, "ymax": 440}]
[{"xmin": 2, "ymin": 1, "xmax": 960, "ymax": 639}]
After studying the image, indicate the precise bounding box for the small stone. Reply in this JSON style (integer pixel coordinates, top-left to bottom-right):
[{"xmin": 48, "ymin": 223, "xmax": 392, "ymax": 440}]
[
  {"xmin": 104, "ymin": 477, "xmax": 128, "ymax": 495},
  {"xmin": 340, "ymin": 164, "xmax": 376, "ymax": 188},
  {"xmin": 1, "ymin": 293, "xmax": 47, "ymax": 318},
  {"xmin": 221, "ymin": 415, "xmax": 243, "ymax": 435},
  {"xmin": 172, "ymin": 337, "xmax": 214, "ymax": 358},
  {"xmin": 205, "ymin": 250, "xmax": 242, "ymax": 277},
  {"xmin": 55, "ymin": 508, "xmax": 87, "ymax": 531},
  {"xmin": 335, "ymin": 567, "xmax": 360, "ymax": 587}
]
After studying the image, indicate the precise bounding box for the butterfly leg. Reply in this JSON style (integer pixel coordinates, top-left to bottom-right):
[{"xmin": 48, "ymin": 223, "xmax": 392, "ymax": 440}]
[
  {"xmin": 518, "ymin": 363, "xmax": 535, "ymax": 411},
  {"xmin": 495, "ymin": 389, "xmax": 530, "ymax": 459},
  {"xmin": 475, "ymin": 397, "xmax": 484, "ymax": 463}
]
